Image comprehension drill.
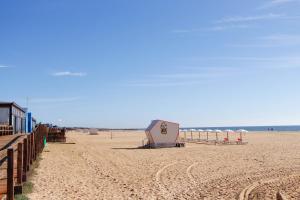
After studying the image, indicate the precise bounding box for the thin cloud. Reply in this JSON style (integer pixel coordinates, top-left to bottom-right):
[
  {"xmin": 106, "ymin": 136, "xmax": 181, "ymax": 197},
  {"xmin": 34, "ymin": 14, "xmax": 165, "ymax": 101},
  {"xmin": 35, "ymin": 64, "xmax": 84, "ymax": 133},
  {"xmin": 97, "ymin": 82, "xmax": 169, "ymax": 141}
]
[
  {"xmin": 216, "ymin": 13, "xmax": 285, "ymax": 23},
  {"xmin": 126, "ymin": 67, "xmax": 240, "ymax": 87},
  {"xmin": 207, "ymin": 24, "xmax": 250, "ymax": 31},
  {"xmin": 30, "ymin": 97, "xmax": 81, "ymax": 103},
  {"xmin": 0, "ymin": 65, "xmax": 10, "ymax": 68},
  {"xmin": 194, "ymin": 56, "xmax": 300, "ymax": 61},
  {"xmin": 52, "ymin": 71, "xmax": 87, "ymax": 77},
  {"xmin": 259, "ymin": 0, "xmax": 300, "ymax": 9},
  {"xmin": 172, "ymin": 24, "xmax": 250, "ymax": 33},
  {"xmin": 126, "ymin": 80, "xmax": 206, "ymax": 87},
  {"xmin": 230, "ymin": 34, "xmax": 300, "ymax": 47},
  {"xmin": 188, "ymin": 56, "xmax": 300, "ymax": 69},
  {"xmin": 260, "ymin": 34, "xmax": 300, "ymax": 45}
]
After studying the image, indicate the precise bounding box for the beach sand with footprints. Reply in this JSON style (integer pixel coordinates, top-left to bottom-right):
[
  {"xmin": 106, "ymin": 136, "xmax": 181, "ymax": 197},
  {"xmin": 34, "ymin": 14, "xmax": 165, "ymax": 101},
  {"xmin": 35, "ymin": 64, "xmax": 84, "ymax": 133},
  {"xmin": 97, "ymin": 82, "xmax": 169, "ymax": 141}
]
[{"xmin": 28, "ymin": 131, "xmax": 300, "ymax": 200}]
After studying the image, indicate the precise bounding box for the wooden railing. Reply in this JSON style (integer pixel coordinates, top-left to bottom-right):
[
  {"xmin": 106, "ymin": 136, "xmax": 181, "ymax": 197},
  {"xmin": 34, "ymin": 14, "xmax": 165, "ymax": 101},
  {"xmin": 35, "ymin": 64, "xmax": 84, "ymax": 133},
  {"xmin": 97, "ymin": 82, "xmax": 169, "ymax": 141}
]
[
  {"xmin": 0, "ymin": 125, "xmax": 13, "ymax": 136},
  {"xmin": 0, "ymin": 124, "xmax": 48, "ymax": 200}
]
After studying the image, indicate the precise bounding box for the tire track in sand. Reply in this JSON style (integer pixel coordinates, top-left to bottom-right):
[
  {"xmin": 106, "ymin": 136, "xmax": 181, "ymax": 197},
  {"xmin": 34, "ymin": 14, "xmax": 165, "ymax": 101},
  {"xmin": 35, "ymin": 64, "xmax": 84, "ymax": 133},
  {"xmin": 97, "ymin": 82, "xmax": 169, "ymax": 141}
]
[
  {"xmin": 186, "ymin": 162, "xmax": 199, "ymax": 185},
  {"xmin": 239, "ymin": 174, "xmax": 300, "ymax": 200},
  {"xmin": 156, "ymin": 161, "xmax": 202, "ymax": 199},
  {"xmin": 155, "ymin": 162, "xmax": 179, "ymax": 199}
]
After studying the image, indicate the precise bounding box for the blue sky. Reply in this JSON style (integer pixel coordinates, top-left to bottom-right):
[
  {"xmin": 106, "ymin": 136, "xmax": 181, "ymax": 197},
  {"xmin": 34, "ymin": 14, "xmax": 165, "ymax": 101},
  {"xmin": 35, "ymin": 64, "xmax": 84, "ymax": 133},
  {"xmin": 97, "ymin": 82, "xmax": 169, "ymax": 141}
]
[{"xmin": 1, "ymin": 0, "xmax": 300, "ymax": 128}]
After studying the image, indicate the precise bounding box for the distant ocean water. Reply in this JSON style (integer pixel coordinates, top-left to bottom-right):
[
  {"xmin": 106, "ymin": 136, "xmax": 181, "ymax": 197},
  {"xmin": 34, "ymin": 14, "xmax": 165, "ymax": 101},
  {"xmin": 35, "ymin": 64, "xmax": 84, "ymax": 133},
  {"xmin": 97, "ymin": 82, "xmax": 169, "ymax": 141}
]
[{"xmin": 181, "ymin": 125, "xmax": 300, "ymax": 132}]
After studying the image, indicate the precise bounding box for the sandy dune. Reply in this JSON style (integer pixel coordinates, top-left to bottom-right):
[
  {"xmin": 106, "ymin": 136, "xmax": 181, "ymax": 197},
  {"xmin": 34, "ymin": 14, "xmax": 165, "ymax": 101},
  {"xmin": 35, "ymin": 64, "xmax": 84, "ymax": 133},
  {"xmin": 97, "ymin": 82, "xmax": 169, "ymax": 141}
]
[{"xmin": 28, "ymin": 131, "xmax": 300, "ymax": 200}]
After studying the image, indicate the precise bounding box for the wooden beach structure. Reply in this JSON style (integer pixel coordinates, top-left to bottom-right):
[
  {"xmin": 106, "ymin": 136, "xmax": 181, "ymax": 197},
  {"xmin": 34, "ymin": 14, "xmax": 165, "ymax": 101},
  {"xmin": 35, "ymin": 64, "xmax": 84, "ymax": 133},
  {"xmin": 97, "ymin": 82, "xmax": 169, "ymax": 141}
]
[
  {"xmin": 145, "ymin": 120, "xmax": 185, "ymax": 148},
  {"xmin": 0, "ymin": 102, "xmax": 27, "ymax": 134},
  {"xmin": 47, "ymin": 127, "xmax": 66, "ymax": 142}
]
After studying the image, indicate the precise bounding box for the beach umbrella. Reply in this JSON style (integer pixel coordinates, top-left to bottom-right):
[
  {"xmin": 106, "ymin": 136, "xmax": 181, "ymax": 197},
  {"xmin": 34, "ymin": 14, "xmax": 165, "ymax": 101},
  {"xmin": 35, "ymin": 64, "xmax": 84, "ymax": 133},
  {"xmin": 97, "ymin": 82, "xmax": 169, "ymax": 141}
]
[
  {"xmin": 236, "ymin": 129, "xmax": 248, "ymax": 141},
  {"xmin": 224, "ymin": 129, "xmax": 234, "ymax": 141},
  {"xmin": 205, "ymin": 129, "xmax": 212, "ymax": 141},
  {"xmin": 196, "ymin": 129, "xmax": 203, "ymax": 140},
  {"xmin": 190, "ymin": 129, "xmax": 196, "ymax": 140},
  {"xmin": 181, "ymin": 129, "xmax": 188, "ymax": 140},
  {"xmin": 214, "ymin": 130, "xmax": 222, "ymax": 141},
  {"xmin": 236, "ymin": 129, "xmax": 248, "ymax": 133}
]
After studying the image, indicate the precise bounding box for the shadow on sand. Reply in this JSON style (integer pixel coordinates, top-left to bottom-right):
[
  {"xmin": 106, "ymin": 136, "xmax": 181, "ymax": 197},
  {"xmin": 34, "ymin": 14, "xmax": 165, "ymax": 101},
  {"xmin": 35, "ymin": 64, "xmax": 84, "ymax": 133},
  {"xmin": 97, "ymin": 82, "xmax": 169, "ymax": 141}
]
[{"xmin": 111, "ymin": 146, "xmax": 149, "ymax": 150}]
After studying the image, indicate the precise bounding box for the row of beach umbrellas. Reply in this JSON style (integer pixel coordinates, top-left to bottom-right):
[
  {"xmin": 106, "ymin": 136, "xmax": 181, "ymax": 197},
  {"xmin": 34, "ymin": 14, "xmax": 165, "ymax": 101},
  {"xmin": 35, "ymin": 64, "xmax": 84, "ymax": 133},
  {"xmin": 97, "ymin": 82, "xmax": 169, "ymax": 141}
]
[{"xmin": 180, "ymin": 129, "xmax": 248, "ymax": 133}]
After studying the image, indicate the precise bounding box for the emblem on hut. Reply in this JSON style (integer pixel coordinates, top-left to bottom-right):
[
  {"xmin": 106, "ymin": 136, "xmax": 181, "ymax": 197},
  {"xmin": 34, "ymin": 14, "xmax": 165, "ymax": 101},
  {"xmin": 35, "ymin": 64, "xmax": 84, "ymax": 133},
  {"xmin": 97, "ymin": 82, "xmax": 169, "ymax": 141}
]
[{"xmin": 160, "ymin": 122, "xmax": 168, "ymax": 135}]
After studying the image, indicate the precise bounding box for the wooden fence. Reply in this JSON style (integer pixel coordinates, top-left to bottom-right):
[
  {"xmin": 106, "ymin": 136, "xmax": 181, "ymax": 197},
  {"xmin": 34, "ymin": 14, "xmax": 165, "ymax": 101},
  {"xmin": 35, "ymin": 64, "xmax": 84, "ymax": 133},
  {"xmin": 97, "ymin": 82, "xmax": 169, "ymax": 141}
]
[
  {"xmin": 0, "ymin": 124, "xmax": 48, "ymax": 200},
  {"xmin": 0, "ymin": 126, "xmax": 13, "ymax": 136}
]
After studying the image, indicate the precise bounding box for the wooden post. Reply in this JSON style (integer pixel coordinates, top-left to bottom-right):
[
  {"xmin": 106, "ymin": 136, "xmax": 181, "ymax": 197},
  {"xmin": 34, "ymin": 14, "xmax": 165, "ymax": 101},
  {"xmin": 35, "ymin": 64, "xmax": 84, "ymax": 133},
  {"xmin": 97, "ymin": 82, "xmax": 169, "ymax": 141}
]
[
  {"xmin": 7, "ymin": 147, "xmax": 14, "ymax": 200},
  {"xmin": 198, "ymin": 132, "xmax": 200, "ymax": 140},
  {"xmin": 32, "ymin": 132, "xmax": 35, "ymax": 161},
  {"xmin": 30, "ymin": 133, "xmax": 34, "ymax": 164},
  {"xmin": 23, "ymin": 138, "xmax": 28, "ymax": 181},
  {"xmin": 206, "ymin": 132, "xmax": 209, "ymax": 141},
  {"xmin": 17, "ymin": 143, "xmax": 23, "ymax": 185},
  {"xmin": 27, "ymin": 134, "xmax": 32, "ymax": 166},
  {"xmin": 191, "ymin": 131, "xmax": 193, "ymax": 141},
  {"xmin": 227, "ymin": 132, "xmax": 229, "ymax": 141},
  {"xmin": 184, "ymin": 132, "xmax": 186, "ymax": 141}
]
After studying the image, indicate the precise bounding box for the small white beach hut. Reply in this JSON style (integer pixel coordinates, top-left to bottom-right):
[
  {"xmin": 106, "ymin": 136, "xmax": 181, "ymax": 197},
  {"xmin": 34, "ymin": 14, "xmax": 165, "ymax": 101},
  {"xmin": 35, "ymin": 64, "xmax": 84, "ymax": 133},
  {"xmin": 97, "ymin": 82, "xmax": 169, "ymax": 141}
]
[{"xmin": 145, "ymin": 120, "xmax": 180, "ymax": 148}]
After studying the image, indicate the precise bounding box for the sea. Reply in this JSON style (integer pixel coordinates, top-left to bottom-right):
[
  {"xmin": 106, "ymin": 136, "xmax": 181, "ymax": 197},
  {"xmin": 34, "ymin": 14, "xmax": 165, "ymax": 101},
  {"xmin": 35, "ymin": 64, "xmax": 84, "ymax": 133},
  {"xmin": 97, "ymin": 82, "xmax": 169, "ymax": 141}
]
[{"xmin": 181, "ymin": 125, "xmax": 300, "ymax": 132}]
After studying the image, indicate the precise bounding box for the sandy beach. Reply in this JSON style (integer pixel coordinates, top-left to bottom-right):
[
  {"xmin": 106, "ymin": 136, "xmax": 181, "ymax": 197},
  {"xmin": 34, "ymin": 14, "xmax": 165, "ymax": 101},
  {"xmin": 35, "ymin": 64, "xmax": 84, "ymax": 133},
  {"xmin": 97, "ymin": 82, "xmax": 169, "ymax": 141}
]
[{"xmin": 27, "ymin": 131, "xmax": 300, "ymax": 200}]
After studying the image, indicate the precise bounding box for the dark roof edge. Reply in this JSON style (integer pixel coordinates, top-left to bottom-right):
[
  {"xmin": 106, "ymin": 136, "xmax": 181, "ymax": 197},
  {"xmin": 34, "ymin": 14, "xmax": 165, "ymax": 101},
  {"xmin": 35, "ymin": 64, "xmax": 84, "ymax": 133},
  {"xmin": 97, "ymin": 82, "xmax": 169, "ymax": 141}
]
[{"xmin": 0, "ymin": 102, "xmax": 27, "ymax": 113}]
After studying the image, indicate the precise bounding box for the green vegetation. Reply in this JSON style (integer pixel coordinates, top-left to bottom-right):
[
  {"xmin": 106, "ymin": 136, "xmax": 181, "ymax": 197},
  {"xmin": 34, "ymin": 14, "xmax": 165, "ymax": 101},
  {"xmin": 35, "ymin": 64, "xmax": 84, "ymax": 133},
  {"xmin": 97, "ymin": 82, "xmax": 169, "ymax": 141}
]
[
  {"xmin": 15, "ymin": 194, "xmax": 29, "ymax": 200},
  {"xmin": 14, "ymin": 155, "xmax": 42, "ymax": 199}
]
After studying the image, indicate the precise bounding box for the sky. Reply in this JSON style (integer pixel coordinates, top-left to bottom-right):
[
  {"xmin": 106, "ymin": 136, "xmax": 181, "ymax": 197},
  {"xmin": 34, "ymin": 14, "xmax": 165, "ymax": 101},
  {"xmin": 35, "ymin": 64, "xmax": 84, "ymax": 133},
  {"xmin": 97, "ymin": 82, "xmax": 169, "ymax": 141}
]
[{"xmin": 1, "ymin": 0, "xmax": 300, "ymax": 128}]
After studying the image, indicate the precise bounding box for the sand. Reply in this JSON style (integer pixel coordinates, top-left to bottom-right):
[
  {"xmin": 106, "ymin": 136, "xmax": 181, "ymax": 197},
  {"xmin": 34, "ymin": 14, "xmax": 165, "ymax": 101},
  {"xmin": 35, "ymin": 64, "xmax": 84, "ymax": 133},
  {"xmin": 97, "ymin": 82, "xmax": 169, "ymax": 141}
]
[{"xmin": 27, "ymin": 131, "xmax": 300, "ymax": 200}]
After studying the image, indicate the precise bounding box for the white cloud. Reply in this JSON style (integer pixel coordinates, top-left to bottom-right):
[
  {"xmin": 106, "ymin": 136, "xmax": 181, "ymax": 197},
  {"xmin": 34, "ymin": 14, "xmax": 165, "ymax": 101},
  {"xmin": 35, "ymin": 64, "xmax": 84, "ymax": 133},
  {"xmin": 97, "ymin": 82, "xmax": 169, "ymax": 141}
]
[
  {"xmin": 216, "ymin": 13, "xmax": 285, "ymax": 23},
  {"xmin": 259, "ymin": 0, "xmax": 300, "ymax": 9},
  {"xmin": 52, "ymin": 71, "xmax": 87, "ymax": 77},
  {"xmin": 0, "ymin": 65, "xmax": 10, "ymax": 68}
]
